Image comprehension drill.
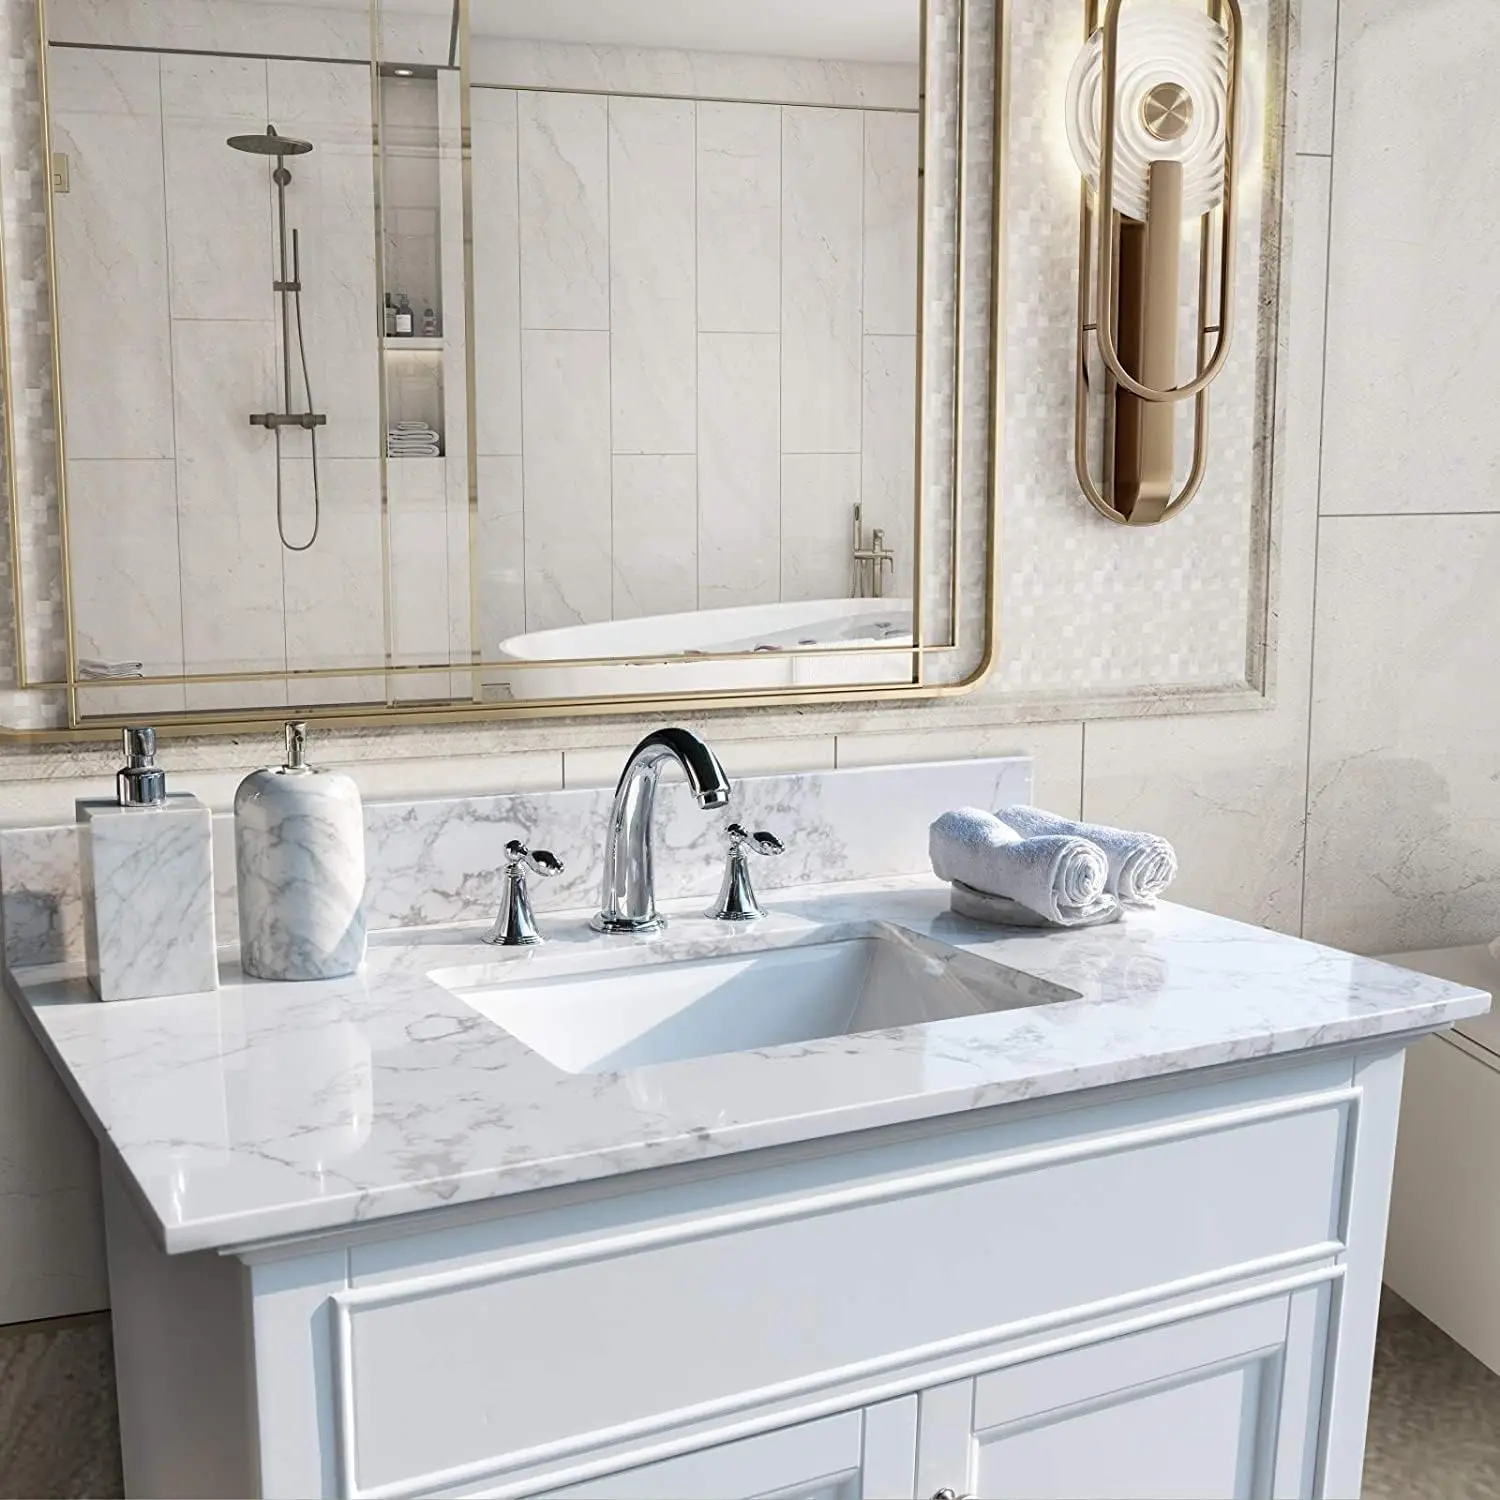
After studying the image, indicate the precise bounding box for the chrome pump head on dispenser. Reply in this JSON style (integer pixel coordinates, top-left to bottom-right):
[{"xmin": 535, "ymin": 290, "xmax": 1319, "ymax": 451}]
[
  {"xmin": 283, "ymin": 720, "xmax": 311, "ymax": 773},
  {"xmin": 116, "ymin": 727, "xmax": 167, "ymax": 808}
]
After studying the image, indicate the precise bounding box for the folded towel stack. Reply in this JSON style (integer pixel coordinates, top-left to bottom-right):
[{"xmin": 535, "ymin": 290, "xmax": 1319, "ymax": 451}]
[
  {"xmin": 929, "ymin": 803, "xmax": 1179, "ymax": 928},
  {"xmin": 930, "ymin": 808, "xmax": 1116, "ymax": 928},
  {"xmin": 387, "ymin": 421, "xmax": 441, "ymax": 458},
  {"xmin": 998, "ymin": 806, "xmax": 1178, "ymax": 907},
  {"xmin": 77, "ymin": 658, "xmax": 144, "ymax": 681}
]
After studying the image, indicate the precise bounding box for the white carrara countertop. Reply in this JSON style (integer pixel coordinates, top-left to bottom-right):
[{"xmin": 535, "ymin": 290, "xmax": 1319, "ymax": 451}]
[{"xmin": 8, "ymin": 878, "xmax": 1489, "ymax": 1254}]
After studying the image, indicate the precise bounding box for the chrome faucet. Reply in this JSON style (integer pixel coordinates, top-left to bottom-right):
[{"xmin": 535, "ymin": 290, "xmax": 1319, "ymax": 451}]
[{"xmin": 593, "ymin": 728, "xmax": 731, "ymax": 935}]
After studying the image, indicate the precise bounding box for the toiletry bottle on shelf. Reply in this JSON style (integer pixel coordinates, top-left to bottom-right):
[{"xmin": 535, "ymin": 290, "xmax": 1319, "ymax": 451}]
[
  {"xmin": 234, "ymin": 722, "xmax": 367, "ymax": 981},
  {"xmin": 394, "ymin": 294, "xmax": 414, "ymax": 337},
  {"xmin": 421, "ymin": 305, "xmax": 438, "ymax": 339},
  {"xmin": 384, "ymin": 292, "xmax": 397, "ymax": 338},
  {"xmin": 76, "ymin": 727, "xmax": 219, "ymax": 1002}
]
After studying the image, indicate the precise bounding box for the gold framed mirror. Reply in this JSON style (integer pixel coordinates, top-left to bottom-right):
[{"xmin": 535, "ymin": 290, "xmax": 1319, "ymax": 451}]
[{"xmin": 19, "ymin": 0, "xmax": 1004, "ymax": 734}]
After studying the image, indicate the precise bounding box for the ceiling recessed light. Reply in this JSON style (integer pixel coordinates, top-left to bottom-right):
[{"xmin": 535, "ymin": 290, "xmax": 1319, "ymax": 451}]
[{"xmin": 392, "ymin": 66, "xmax": 415, "ymax": 77}]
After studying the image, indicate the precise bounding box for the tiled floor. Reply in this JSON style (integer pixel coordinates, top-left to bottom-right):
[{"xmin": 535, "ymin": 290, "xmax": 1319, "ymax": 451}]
[
  {"xmin": 0, "ymin": 1313, "xmax": 120, "ymax": 1500},
  {"xmin": 1, "ymin": 1291, "xmax": 1497, "ymax": 1498},
  {"xmin": 1364, "ymin": 1289, "xmax": 1500, "ymax": 1500}
]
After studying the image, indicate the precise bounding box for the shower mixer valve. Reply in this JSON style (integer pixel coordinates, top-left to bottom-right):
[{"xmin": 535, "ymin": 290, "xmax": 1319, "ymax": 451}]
[{"xmin": 249, "ymin": 412, "xmax": 327, "ymax": 430}]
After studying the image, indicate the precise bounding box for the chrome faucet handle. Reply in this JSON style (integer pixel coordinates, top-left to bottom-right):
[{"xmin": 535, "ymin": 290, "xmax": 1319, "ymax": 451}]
[
  {"xmin": 708, "ymin": 824, "xmax": 785, "ymax": 922},
  {"xmin": 484, "ymin": 840, "xmax": 562, "ymax": 947}
]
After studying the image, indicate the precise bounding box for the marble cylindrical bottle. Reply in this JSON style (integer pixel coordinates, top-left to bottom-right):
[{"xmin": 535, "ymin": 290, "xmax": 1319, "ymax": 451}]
[{"xmin": 235, "ymin": 722, "xmax": 367, "ymax": 981}]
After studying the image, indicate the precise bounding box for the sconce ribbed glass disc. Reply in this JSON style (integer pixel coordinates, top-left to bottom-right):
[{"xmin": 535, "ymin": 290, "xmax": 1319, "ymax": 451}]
[{"xmin": 1065, "ymin": 1, "xmax": 1250, "ymax": 222}]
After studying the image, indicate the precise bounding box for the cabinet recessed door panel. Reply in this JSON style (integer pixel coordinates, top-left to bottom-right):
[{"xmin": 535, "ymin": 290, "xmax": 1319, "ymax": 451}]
[
  {"xmin": 917, "ymin": 1293, "xmax": 1331, "ymax": 1500},
  {"xmin": 536, "ymin": 1398, "xmax": 918, "ymax": 1499}
]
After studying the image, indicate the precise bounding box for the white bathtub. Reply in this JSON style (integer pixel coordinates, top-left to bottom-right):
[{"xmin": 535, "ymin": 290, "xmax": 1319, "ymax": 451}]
[{"xmin": 496, "ymin": 598, "xmax": 914, "ymax": 701}]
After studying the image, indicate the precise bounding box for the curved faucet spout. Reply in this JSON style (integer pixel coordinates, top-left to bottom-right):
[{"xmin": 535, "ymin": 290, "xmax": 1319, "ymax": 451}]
[{"xmin": 593, "ymin": 728, "xmax": 731, "ymax": 934}]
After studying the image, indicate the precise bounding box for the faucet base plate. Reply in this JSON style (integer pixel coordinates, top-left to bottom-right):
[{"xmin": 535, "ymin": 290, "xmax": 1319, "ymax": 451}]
[{"xmin": 590, "ymin": 913, "xmax": 668, "ymax": 936}]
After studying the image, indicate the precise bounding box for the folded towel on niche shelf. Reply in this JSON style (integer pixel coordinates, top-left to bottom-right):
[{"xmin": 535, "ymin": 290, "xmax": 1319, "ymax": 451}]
[
  {"xmin": 997, "ymin": 805, "xmax": 1178, "ymax": 906},
  {"xmin": 387, "ymin": 424, "xmax": 441, "ymax": 458},
  {"xmin": 929, "ymin": 807, "xmax": 1115, "ymax": 928},
  {"xmin": 77, "ymin": 658, "xmax": 144, "ymax": 680}
]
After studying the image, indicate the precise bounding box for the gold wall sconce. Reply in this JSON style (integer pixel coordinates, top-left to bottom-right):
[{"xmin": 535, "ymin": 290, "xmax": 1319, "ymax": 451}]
[{"xmin": 1066, "ymin": 0, "xmax": 1250, "ymax": 525}]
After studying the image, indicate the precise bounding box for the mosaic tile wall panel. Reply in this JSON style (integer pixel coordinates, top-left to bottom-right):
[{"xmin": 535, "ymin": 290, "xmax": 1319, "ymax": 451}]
[{"xmin": 984, "ymin": 0, "xmax": 1283, "ymax": 704}]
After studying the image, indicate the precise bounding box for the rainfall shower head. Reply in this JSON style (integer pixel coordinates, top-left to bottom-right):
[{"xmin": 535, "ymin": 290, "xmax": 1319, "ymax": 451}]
[{"xmin": 226, "ymin": 124, "xmax": 314, "ymax": 157}]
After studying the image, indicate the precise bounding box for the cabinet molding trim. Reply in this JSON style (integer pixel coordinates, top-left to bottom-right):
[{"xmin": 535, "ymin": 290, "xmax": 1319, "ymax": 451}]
[
  {"xmin": 336, "ymin": 1084, "xmax": 1360, "ymax": 1305},
  {"xmin": 331, "ymin": 1254, "xmax": 1346, "ymax": 1499}
]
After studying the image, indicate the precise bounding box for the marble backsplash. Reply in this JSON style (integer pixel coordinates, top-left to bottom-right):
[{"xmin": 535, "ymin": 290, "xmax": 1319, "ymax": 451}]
[{"xmin": 0, "ymin": 756, "xmax": 1031, "ymax": 969}]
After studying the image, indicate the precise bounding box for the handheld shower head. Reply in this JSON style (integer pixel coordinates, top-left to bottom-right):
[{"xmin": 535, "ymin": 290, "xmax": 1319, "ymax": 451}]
[{"xmin": 227, "ymin": 124, "xmax": 314, "ymax": 157}]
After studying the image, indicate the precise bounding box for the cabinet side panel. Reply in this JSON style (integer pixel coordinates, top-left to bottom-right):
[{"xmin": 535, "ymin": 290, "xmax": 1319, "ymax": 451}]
[
  {"xmin": 1317, "ymin": 1046, "xmax": 1406, "ymax": 1497},
  {"xmin": 1385, "ymin": 1035, "xmax": 1500, "ymax": 1372},
  {"xmin": 100, "ymin": 1157, "xmax": 256, "ymax": 1499}
]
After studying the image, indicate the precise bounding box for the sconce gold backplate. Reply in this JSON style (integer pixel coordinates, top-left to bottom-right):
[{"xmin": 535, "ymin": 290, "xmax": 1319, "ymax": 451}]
[
  {"xmin": 1141, "ymin": 82, "xmax": 1193, "ymax": 141},
  {"xmin": 1072, "ymin": 0, "xmax": 1243, "ymax": 528}
]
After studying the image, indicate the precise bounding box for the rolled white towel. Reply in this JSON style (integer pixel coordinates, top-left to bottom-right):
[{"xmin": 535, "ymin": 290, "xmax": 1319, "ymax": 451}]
[
  {"xmin": 930, "ymin": 808, "xmax": 1115, "ymax": 927},
  {"xmin": 997, "ymin": 805, "xmax": 1177, "ymax": 907}
]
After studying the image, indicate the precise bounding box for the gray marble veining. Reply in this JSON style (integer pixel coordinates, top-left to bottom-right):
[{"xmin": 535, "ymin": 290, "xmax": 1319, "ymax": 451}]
[
  {"xmin": 9, "ymin": 879, "xmax": 1487, "ymax": 1255},
  {"xmin": 0, "ymin": 757, "xmax": 1035, "ymax": 968}
]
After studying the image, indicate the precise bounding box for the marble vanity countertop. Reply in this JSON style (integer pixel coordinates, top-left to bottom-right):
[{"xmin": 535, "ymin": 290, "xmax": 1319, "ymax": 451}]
[{"xmin": 8, "ymin": 878, "xmax": 1489, "ymax": 1254}]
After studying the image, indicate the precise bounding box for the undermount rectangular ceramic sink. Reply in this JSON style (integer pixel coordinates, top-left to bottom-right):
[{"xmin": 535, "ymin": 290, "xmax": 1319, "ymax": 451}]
[{"xmin": 437, "ymin": 925, "xmax": 1076, "ymax": 1075}]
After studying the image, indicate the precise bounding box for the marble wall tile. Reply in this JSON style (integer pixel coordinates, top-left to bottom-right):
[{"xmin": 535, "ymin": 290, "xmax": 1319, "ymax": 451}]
[
  {"xmin": 267, "ymin": 60, "xmax": 381, "ymax": 463},
  {"xmin": 697, "ymin": 332, "xmax": 780, "ymax": 609},
  {"xmin": 835, "ymin": 723, "xmax": 1085, "ymax": 820},
  {"xmin": 1319, "ymin": 0, "xmax": 1495, "ymax": 516},
  {"xmin": 1305, "ymin": 514, "xmax": 1500, "ymax": 954},
  {"xmin": 862, "ymin": 110, "xmax": 919, "ymax": 338},
  {"xmin": 471, "ymin": 88, "xmax": 523, "ymax": 457},
  {"xmin": 172, "ymin": 320, "xmax": 288, "ymax": 712},
  {"xmin": 563, "ymin": 736, "xmax": 838, "ymax": 789},
  {"xmin": 49, "ymin": 0, "xmax": 367, "ymax": 60},
  {"xmin": 781, "ymin": 107, "xmax": 864, "ymax": 454},
  {"xmin": 470, "ymin": 37, "xmax": 921, "ymax": 112},
  {"xmin": 861, "ymin": 335, "xmax": 919, "ymax": 598},
  {"xmin": 161, "ymin": 54, "xmax": 272, "ymax": 324},
  {"xmin": 696, "ymin": 102, "xmax": 780, "ymax": 335},
  {"xmin": 476, "ymin": 455, "xmax": 526, "ymax": 662},
  {"xmin": 517, "ymin": 91, "xmax": 609, "ymax": 332},
  {"xmin": 387, "ymin": 456, "xmax": 449, "ymax": 682},
  {"xmin": 1079, "ymin": 154, "xmax": 1332, "ymax": 936},
  {"xmin": 609, "ymin": 97, "xmax": 696, "ymax": 455},
  {"xmin": 611, "ymin": 456, "xmax": 698, "ymax": 620},
  {"xmin": 782, "ymin": 455, "xmax": 859, "ymax": 602},
  {"xmin": 1293, "ymin": 0, "xmax": 1339, "ymax": 155},
  {"xmin": 48, "ymin": 48, "xmax": 175, "ymax": 463},
  {"xmin": 521, "ymin": 330, "xmax": 612, "ymax": 629},
  {"xmin": 282, "ymin": 458, "xmax": 385, "ymax": 706},
  {"xmin": 66, "ymin": 459, "xmax": 186, "ymax": 718}
]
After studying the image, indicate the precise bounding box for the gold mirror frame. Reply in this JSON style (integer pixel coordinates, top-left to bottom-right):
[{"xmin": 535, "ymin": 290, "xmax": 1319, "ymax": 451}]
[{"xmin": 15, "ymin": 0, "xmax": 1005, "ymax": 737}]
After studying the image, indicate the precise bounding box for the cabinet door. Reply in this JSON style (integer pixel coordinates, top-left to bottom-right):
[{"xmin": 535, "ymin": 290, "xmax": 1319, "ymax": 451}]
[
  {"xmin": 915, "ymin": 1291, "xmax": 1329, "ymax": 1499},
  {"xmin": 537, "ymin": 1397, "xmax": 917, "ymax": 1499}
]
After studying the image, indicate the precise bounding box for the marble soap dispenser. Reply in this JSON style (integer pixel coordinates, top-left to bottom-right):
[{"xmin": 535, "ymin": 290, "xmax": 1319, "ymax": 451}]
[
  {"xmin": 235, "ymin": 722, "xmax": 367, "ymax": 981},
  {"xmin": 77, "ymin": 727, "xmax": 219, "ymax": 1002}
]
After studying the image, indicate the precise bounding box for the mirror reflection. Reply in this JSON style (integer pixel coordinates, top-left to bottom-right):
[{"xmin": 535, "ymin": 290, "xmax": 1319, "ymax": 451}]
[{"xmin": 42, "ymin": 0, "xmax": 923, "ymax": 719}]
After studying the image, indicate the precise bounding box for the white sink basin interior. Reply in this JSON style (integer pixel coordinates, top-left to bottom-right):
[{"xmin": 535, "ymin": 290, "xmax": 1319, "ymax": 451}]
[{"xmin": 438, "ymin": 925, "xmax": 1077, "ymax": 1075}]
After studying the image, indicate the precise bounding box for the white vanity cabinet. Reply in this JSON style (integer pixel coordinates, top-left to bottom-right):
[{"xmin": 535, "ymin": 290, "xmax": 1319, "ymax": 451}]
[{"xmin": 105, "ymin": 1043, "xmax": 1404, "ymax": 1500}]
